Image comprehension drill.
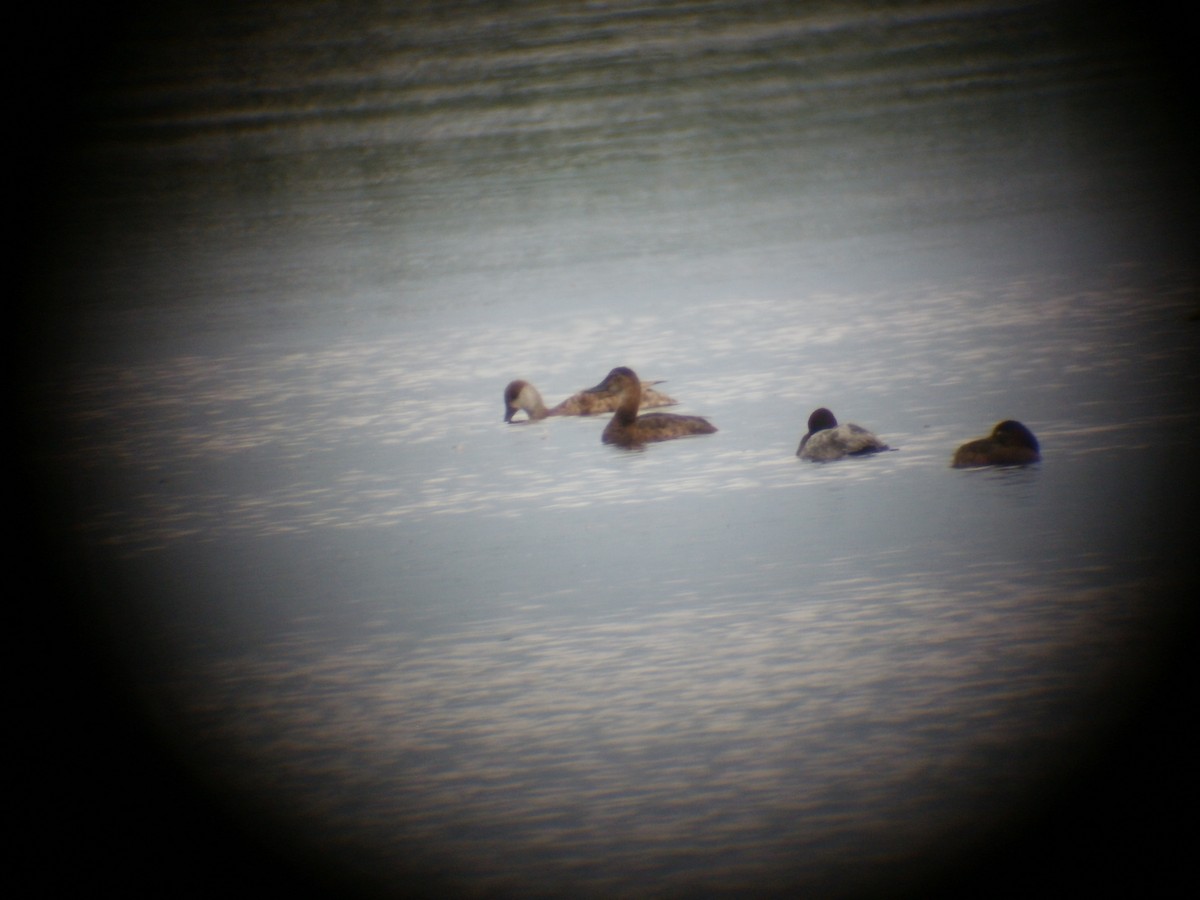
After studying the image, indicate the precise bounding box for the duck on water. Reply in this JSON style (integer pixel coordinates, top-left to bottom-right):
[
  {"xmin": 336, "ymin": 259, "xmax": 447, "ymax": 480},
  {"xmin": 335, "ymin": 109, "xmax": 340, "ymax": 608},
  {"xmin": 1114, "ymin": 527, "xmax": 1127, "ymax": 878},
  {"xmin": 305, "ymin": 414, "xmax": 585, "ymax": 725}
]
[
  {"xmin": 504, "ymin": 369, "xmax": 678, "ymax": 423},
  {"xmin": 796, "ymin": 407, "xmax": 890, "ymax": 461},
  {"xmin": 951, "ymin": 420, "xmax": 1040, "ymax": 468},
  {"xmin": 601, "ymin": 367, "xmax": 716, "ymax": 448}
]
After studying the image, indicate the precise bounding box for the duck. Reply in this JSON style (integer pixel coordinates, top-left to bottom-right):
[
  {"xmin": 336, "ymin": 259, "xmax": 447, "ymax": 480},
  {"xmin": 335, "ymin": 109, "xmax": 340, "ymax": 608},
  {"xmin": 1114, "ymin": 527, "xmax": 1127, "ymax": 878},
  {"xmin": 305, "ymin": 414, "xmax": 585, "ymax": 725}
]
[
  {"xmin": 796, "ymin": 407, "xmax": 889, "ymax": 461},
  {"xmin": 600, "ymin": 367, "xmax": 717, "ymax": 448},
  {"xmin": 503, "ymin": 371, "xmax": 678, "ymax": 423},
  {"xmin": 951, "ymin": 420, "xmax": 1040, "ymax": 468}
]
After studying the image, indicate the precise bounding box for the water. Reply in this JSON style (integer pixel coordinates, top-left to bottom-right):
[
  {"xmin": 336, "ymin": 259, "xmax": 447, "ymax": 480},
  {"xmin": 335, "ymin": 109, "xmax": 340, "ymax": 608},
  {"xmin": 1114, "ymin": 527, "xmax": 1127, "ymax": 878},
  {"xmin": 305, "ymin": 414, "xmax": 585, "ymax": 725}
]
[{"xmin": 26, "ymin": 2, "xmax": 1198, "ymax": 896}]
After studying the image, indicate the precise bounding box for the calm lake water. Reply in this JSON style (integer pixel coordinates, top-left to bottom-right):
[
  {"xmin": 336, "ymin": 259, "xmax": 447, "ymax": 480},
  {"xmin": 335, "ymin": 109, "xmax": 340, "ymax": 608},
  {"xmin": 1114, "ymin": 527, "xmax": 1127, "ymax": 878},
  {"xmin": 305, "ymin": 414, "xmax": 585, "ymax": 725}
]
[{"xmin": 24, "ymin": 2, "xmax": 1198, "ymax": 897}]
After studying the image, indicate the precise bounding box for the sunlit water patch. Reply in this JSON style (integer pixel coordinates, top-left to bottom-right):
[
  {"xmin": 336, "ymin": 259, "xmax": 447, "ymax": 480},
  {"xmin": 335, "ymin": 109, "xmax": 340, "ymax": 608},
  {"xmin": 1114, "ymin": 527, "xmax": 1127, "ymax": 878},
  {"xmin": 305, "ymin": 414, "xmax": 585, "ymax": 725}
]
[
  {"xmin": 63, "ymin": 256, "xmax": 1194, "ymax": 892},
  {"xmin": 173, "ymin": 566, "xmax": 1160, "ymax": 896},
  {"xmin": 30, "ymin": 0, "xmax": 1199, "ymax": 893},
  {"xmin": 59, "ymin": 265, "xmax": 1196, "ymax": 555}
]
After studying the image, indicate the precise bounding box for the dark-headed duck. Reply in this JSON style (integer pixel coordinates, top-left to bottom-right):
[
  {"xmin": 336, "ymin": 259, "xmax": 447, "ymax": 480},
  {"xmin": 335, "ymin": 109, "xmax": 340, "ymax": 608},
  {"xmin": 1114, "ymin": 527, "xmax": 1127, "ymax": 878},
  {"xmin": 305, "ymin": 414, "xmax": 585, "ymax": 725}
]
[
  {"xmin": 796, "ymin": 407, "xmax": 889, "ymax": 461},
  {"xmin": 504, "ymin": 372, "xmax": 677, "ymax": 423},
  {"xmin": 951, "ymin": 420, "xmax": 1040, "ymax": 468},
  {"xmin": 601, "ymin": 367, "xmax": 716, "ymax": 448}
]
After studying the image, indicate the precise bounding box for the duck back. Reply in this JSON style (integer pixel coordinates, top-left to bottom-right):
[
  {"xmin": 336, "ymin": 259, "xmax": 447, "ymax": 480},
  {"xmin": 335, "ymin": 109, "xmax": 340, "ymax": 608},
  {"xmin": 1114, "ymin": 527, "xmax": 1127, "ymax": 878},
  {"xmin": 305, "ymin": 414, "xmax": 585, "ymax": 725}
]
[
  {"xmin": 504, "ymin": 371, "xmax": 678, "ymax": 422},
  {"xmin": 603, "ymin": 411, "xmax": 718, "ymax": 447},
  {"xmin": 952, "ymin": 420, "xmax": 1040, "ymax": 468},
  {"xmin": 798, "ymin": 423, "xmax": 888, "ymax": 461}
]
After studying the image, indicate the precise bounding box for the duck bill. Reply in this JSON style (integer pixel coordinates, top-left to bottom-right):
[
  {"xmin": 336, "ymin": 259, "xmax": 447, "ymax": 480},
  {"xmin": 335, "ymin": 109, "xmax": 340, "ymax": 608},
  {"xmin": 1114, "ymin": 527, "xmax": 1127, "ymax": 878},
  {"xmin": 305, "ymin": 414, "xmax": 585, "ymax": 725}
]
[{"xmin": 504, "ymin": 407, "xmax": 517, "ymax": 423}]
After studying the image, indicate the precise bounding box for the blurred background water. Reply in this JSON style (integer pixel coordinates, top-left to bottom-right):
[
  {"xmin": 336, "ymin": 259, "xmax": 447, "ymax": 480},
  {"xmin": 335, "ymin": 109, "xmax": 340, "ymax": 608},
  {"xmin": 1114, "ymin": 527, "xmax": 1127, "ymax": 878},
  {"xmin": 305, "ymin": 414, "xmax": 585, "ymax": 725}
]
[{"xmin": 20, "ymin": 2, "xmax": 1198, "ymax": 897}]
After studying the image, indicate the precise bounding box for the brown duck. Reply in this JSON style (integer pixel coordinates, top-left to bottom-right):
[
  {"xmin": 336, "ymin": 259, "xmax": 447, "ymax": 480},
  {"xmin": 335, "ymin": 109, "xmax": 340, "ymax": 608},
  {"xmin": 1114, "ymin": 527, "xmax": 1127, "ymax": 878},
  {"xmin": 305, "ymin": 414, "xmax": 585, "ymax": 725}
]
[
  {"xmin": 951, "ymin": 420, "xmax": 1041, "ymax": 468},
  {"xmin": 600, "ymin": 367, "xmax": 716, "ymax": 448},
  {"xmin": 504, "ymin": 369, "xmax": 677, "ymax": 423}
]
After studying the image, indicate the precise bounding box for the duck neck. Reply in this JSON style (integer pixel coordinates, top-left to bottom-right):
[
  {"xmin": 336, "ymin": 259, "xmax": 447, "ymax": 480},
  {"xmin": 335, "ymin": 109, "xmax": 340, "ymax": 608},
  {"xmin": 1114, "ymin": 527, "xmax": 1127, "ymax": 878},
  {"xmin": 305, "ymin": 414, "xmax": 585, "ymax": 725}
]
[
  {"xmin": 612, "ymin": 382, "xmax": 641, "ymax": 425},
  {"xmin": 521, "ymin": 385, "xmax": 550, "ymax": 420}
]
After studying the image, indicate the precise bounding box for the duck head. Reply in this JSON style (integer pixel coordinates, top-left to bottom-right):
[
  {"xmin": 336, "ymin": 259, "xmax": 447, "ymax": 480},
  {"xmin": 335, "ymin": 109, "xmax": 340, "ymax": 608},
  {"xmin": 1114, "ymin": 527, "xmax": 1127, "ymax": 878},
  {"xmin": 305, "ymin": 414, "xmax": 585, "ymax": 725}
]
[
  {"xmin": 503, "ymin": 380, "xmax": 537, "ymax": 422},
  {"xmin": 806, "ymin": 407, "xmax": 838, "ymax": 433},
  {"xmin": 991, "ymin": 420, "xmax": 1040, "ymax": 452}
]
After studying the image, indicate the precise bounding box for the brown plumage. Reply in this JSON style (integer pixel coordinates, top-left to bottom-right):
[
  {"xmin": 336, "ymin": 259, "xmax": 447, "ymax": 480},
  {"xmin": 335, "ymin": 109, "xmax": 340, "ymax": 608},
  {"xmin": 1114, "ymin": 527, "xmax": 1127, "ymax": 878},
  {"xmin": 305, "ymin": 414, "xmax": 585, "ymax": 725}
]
[
  {"xmin": 503, "ymin": 371, "xmax": 677, "ymax": 422},
  {"xmin": 600, "ymin": 367, "xmax": 716, "ymax": 448},
  {"xmin": 951, "ymin": 420, "xmax": 1041, "ymax": 468}
]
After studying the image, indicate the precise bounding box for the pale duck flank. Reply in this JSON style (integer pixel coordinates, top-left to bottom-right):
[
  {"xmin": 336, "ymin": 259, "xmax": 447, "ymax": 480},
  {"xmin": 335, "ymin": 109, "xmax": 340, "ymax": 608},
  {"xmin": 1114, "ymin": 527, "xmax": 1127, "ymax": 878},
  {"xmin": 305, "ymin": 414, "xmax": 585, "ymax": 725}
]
[{"xmin": 796, "ymin": 407, "xmax": 890, "ymax": 461}]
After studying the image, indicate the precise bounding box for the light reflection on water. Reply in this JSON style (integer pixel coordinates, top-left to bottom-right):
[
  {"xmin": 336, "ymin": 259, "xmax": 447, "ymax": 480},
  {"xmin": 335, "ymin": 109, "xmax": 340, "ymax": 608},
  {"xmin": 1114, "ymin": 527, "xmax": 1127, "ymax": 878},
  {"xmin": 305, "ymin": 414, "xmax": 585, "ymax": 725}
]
[
  {"xmin": 64, "ymin": 267, "xmax": 1194, "ymax": 550},
  {"xmin": 185, "ymin": 569, "xmax": 1146, "ymax": 895},
  {"xmin": 60, "ymin": 261, "xmax": 1195, "ymax": 891},
  {"xmin": 33, "ymin": 0, "xmax": 1198, "ymax": 892}
]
